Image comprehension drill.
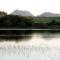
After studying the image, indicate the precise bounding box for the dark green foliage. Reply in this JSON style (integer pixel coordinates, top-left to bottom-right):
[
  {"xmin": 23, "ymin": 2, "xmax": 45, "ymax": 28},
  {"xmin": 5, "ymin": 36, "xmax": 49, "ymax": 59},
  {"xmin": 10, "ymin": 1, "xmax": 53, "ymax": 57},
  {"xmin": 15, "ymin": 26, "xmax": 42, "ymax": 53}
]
[
  {"xmin": 33, "ymin": 17, "xmax": 60, "ymax": 29},
  {"xmin": 0, "ymin": 15, "xmax": 33, "ymax": 28},
  {"xmin": 0, "ymin": 16, "xmax": 60, "ymax": 29},
  {"xmin": 0, "ymin": 15, "xmax": 33, "ymax": 38}
]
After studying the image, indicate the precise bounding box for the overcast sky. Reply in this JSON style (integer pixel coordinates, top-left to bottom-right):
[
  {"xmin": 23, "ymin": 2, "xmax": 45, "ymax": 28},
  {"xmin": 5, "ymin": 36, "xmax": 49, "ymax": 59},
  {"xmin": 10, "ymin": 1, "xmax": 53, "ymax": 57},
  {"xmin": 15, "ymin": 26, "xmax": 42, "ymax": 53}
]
[{"xmin": 0, "ymin": 0, "xmax": 60, "ymax": 16}]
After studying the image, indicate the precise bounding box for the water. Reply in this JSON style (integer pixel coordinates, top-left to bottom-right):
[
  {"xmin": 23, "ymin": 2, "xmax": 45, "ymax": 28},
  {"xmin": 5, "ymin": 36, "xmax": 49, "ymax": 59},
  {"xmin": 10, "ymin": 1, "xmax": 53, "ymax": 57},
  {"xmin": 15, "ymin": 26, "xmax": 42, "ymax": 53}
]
[{"xmin": 0, "ymin": 33, "xmax": 60, "ymax": 60}]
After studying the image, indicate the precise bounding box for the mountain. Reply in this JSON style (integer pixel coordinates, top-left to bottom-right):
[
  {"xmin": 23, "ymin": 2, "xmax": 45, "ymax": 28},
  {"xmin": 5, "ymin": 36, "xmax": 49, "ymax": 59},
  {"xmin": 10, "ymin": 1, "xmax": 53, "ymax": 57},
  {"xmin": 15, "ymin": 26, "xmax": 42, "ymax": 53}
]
[
  {"xmin": 10, "ymin": 9, "xmax": 33, "ymax": 16},
  {"xmin": 38, "ymin": 12, "xmax": 60, "ymax": 17}
]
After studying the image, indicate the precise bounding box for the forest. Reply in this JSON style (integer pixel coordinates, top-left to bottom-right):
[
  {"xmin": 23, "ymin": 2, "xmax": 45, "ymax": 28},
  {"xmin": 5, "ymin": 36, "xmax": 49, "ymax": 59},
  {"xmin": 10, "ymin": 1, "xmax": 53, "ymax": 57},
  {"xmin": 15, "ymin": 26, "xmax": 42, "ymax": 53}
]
[
  {"xmin": 0, "ymin": 15, "xmax": 60, "ymax": 39},
  {"xmin": 0, "ymin": 15, "xmax": 60, "ymax": 29}
]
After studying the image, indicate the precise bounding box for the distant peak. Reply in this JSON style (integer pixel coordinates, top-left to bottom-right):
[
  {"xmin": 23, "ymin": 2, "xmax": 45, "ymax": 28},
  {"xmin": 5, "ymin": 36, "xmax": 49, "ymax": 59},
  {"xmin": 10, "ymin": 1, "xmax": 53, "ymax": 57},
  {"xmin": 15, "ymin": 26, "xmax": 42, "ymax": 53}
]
[
  {"xmin": 38, "ymin": 12, "xmax": 60, "ymax": 17},
  {"xmin": 10, "ymin": 9, "xmax": 33, "ymax": 16}
]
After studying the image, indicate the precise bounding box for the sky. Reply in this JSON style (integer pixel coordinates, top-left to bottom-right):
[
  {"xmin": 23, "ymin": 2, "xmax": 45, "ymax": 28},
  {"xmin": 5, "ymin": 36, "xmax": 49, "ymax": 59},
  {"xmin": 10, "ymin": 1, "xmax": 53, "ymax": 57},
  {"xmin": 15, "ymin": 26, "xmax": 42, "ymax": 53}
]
[{"xmin": 0, "ymin": 0, "xmax": 60, "ymax": 16}]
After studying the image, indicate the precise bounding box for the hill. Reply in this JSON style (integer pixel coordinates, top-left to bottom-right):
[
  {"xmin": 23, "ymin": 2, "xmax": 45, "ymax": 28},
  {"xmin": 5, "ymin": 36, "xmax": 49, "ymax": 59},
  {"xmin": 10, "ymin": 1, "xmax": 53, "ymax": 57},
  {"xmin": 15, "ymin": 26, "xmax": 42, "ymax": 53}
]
[
  {"xmin": 38, "ymin": 12, "xmax": 60, "ymax": 17},
  {"xmin": 10, "ymin": 9, "xmax": 33, "ymax": 16}
]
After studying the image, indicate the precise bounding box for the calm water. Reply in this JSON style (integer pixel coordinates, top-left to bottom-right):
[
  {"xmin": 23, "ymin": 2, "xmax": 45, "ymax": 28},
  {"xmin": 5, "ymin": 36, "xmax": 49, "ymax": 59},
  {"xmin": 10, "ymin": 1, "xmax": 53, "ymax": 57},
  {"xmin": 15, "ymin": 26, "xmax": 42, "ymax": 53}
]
[{"xmin": 0, "ymin": 33, "xmax": 60, "ymax": 60}]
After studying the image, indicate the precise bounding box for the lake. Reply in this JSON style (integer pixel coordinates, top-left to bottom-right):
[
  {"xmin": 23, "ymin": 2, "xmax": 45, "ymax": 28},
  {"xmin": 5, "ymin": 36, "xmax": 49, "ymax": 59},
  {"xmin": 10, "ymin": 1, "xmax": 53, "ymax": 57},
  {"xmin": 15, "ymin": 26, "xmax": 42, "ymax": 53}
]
[{"xmin": 0, "ymin": 33, "xmax": 60, "ymax": 60}]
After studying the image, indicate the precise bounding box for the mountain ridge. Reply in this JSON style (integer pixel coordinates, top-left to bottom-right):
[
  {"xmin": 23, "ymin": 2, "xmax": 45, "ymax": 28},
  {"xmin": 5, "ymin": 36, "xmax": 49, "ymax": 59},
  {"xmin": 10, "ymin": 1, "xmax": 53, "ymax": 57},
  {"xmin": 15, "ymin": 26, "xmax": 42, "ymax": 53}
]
[
  {"xmin": 10, "ymin": 9, "xmax": 34, "ymax": 16},
  {"xmin": 37, "ymin": 12, "xmax": 60, "ymax": 17},
  {"xmin": 10, "ymin": 10, "xmax": 60, "ymax": 17}
]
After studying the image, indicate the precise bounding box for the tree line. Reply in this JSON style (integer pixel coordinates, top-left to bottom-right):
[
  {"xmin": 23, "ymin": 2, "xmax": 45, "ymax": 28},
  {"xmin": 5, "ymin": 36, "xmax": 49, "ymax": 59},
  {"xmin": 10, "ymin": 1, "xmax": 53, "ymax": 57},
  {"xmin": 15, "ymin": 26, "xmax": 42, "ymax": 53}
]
[
  {"xmin": 0, "ymin": 15, "xmax": 33, "ymax": 28},
  {"xmin": 0, "ymin": 15, "xmax": 60, "ymax": 29}
]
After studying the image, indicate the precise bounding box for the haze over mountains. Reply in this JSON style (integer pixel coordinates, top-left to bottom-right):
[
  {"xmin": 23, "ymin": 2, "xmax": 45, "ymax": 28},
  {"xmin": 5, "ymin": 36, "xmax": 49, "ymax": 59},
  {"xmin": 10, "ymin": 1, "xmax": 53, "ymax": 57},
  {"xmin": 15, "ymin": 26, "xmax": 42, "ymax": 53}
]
[{"xmin": 10, "ymin": 10, "xmax": 60, "ymax": 17}]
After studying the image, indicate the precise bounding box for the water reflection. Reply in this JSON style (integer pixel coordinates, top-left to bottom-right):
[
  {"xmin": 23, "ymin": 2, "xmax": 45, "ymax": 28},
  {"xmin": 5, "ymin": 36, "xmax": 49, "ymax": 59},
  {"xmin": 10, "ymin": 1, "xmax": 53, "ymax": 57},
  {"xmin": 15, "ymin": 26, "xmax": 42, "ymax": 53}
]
[
  {"xmin": 0, "ymin": 30, "xmax": 60, "ymax": 60},
  {"xmin": 0, "ymin": 30, "xmax": 32, "ymax": 41},
  {"xmin": 33, "ymin": 30, "xmax": 60, "ymax": 40},
  {"xmin": 0, "ymin": 30, "xmax": 60, "ymax": 41},
  {"xmin": 40, "ymin": 33, "xmax": 60, "ymax": 40}
]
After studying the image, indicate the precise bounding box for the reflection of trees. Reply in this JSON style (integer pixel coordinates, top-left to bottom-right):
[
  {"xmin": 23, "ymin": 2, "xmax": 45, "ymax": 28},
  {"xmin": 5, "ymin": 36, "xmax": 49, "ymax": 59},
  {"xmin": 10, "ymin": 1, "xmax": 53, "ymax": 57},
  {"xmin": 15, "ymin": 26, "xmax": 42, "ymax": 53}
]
[{"xmin": 0, "ymin": 30, "xmax": 32, "ymax": 40}]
